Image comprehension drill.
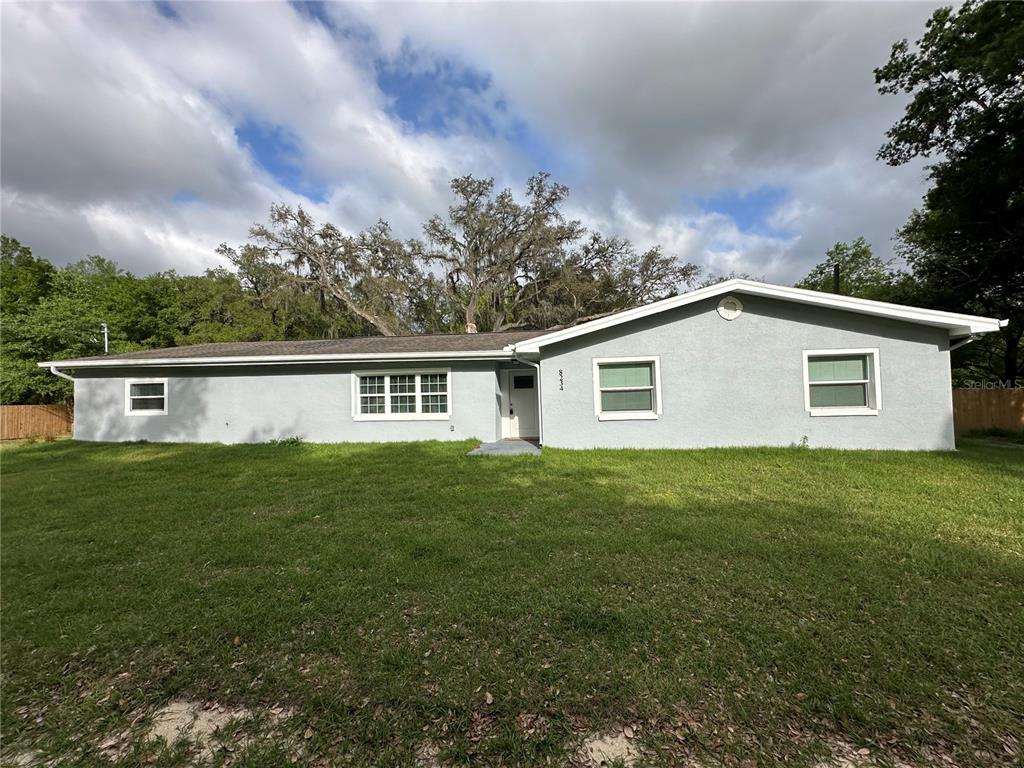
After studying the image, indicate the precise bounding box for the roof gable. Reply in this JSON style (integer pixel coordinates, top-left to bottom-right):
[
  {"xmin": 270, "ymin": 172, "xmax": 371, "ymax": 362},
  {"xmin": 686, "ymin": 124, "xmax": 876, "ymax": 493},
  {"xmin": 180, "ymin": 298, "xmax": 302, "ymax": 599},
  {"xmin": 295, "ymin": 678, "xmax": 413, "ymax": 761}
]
[{"xmin": 511, "ymin": 279, "xmax": 1006, "ymax": 353}]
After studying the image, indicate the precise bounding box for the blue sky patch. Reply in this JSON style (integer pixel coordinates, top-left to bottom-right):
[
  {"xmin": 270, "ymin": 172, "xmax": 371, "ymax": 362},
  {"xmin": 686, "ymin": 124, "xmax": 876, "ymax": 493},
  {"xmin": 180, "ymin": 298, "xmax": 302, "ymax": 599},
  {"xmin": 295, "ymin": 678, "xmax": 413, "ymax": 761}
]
[
  {"xmin": 289, "ymin": 1, "xmax": 333, "ymax": 29},
  {"xmin": 152, "ymin": 1, "xmax": 179, "ymax": 21},
  {"xmin": 697, "ymin": 185, "xmax": 789, "ymax": 232},
  {"xmin": 235, "ymin": 118, "xmax": 329, "ymax": 203},
  {"xmin": 375, "ymin": 51, "xmax": 496, "ymax": 137},
  {"xmin": 375, "ymin": 51, "xmax": 570, "ymax": 177},
  {"xmin": 171, "ymin": 190, "xmax": 200, "ymax": 205},
  {"xmin": 505, "ymin": 119, "xmax": 576, "ymax": 179}
]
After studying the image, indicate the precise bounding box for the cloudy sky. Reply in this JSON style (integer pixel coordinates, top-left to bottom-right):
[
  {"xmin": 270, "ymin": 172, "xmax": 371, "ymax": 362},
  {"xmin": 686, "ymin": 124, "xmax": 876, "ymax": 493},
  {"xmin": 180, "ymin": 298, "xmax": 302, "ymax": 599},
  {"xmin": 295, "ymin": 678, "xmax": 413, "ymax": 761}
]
[{"xmin": 1, "ymin": 1, "xmax": 940, "ymax": 283}]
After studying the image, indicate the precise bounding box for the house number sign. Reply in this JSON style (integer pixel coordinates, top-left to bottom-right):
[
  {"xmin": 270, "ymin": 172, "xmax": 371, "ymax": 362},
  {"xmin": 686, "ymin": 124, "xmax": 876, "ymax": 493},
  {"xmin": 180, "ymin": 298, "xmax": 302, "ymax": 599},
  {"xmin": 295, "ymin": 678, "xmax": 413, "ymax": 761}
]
[{"xmin": 559, "ymin": 369, "xmax": 565, "ymax": 391}]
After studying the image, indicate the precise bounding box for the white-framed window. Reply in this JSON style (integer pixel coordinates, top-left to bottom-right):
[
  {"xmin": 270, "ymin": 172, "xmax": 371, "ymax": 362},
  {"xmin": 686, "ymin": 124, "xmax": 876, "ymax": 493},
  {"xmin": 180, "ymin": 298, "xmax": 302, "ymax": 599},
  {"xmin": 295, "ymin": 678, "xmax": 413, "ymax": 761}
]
[
  {"xmin": 352, "ymin": 370, "xmax": 450, "ymax": 420},
  {"xmin": 802, "ymin": 348, "xmax": 881, "ymax": 416},
  {"xmin": 124, "ymin": 378, "xmax": 168, "ymax": 416},
  {"xmin": 592, "ymin": 356, "xmax": 662, "ymax": 421}
]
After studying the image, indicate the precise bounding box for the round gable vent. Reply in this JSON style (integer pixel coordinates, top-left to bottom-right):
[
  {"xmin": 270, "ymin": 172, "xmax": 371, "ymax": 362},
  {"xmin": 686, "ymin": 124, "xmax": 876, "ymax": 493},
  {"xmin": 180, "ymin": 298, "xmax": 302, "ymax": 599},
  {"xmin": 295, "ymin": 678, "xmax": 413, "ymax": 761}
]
[{"xmin": 717, "ymin": 295, "xmax": 744, "ymax": 321}]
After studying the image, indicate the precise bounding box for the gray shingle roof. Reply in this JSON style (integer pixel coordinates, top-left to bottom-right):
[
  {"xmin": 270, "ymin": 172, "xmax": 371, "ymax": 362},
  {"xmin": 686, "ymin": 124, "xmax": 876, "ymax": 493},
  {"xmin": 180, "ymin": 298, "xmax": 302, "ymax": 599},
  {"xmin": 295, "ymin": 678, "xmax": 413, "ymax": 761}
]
[{"xmin": 68, "ymin": 330, "xmax": 547, "ymax": 362}]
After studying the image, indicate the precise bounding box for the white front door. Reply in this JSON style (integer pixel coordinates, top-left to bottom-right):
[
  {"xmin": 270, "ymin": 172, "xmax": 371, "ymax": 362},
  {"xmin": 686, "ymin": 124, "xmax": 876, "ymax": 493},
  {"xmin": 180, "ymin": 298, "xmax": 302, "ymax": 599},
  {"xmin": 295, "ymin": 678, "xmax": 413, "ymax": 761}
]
[{"xmin": 508, "ymin": 371, "xmax": 539, "ymax": 439}]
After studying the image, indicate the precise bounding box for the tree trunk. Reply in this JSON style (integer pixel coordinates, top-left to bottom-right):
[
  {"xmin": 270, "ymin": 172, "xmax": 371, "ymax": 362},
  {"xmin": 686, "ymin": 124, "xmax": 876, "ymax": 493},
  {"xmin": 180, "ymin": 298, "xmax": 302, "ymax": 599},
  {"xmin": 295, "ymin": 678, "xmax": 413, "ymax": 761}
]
[
  {"xmin": 463, "ymin": 290, "xmax": 480, "ymax": 333},
  {"xmin": 325, "ymin": 284, "xmax": 398, "ymax": 336}
]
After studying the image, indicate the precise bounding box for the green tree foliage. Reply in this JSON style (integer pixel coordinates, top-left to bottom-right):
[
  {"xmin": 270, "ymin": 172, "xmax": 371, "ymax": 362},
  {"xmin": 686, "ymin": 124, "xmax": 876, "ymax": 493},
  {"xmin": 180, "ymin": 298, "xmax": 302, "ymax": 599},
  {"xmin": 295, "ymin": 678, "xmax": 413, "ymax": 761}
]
[
  {"xmin": 876, "ymin": 0, "xmax": 1024, "ymax": 384},
  {"xmin": 2, "ymin": 255, "xmax": 138, "ymax": 403},
  {"xmin": 696, "ymin": 271, "xmax": 765, "ymax": 289},
  {"xmin": 1, "ymin": 235, "xmax": 54, "ymax": 313},
  {"xmin": 795, "ymin": 237, "xmax": 911, "ymax": 301},
  {"xmin": 525, "ymin": 234, "xmax": 699, "ymax": 330},
  {"xmin": 218, "ymin": 208, "xmax": 425, "ymax": 337},
  {"xmin": 417, "ymin": 173, "xmax": 586, "ymax": 331},
  {"xmin": 2, "ymin": 173, "xmax": 702, "ymax": 403},
  {"xmin": 0, "ymin": 239, "xmax": 323, "ymax": 404},
  {"xmin": 415, "ymin": 174, "xmax": 698, "ymax": 331},
  {"xmin": 224, "ymin": 174, "xmax": 699, "ymax": 335}
]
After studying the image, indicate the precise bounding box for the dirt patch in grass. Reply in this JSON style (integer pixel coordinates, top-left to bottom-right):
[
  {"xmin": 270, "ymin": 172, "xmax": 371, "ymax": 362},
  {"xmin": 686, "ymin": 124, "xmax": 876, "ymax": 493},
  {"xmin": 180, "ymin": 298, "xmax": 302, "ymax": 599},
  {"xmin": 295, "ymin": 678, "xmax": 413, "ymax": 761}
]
[
  {"xmin": 92, "ymin": 698, "xmax": 297, "ymax": 764},
  {"xmin": 575, "ymin": 725, "xmax": 643, "ymax": 767},
  {"xmin": 146, "ymin": 699, "xmax": 251, "ymax": 757},
  {"xmin": 515, "ymin": 712, "xmax": 549, "ymax": 738},
  {"xmin": 4, "ymin": 752, "xmax": 51, "ymax": 767},
  {"xmin": 415, "ymin": 739, "xmax": 446, "ymax": 768},
  {"xmin": 814, "ymin": 737, "xmax": 916, "ymax": 768},
  {"xmin": 466, "ymin": 709, "xmax": 498, "ymax": 744},
  {"xmin": 644, "ymin": 706, "xmax": 983, "ymax": 768}
]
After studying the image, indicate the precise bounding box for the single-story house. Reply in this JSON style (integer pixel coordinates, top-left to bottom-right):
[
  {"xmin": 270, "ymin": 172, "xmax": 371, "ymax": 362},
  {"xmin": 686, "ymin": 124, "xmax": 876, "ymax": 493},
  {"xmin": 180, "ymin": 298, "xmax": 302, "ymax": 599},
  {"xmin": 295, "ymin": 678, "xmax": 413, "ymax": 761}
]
[{"xmin": 41, "ymin": 279, "xmax": 1005, "ymax": 450}]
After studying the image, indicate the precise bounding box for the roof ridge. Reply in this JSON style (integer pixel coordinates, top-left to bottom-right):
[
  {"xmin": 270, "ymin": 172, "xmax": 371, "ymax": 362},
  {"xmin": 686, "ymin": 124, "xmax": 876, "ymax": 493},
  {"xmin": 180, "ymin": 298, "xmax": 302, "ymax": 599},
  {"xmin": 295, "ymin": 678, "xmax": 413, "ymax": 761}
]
[
  {"xmin": 149, "ymin": 329, "xmax": 544, "ymax": 346},
  {"xmin": 39, "ymin": 328, "xmax": 549, "ymax": 367}
]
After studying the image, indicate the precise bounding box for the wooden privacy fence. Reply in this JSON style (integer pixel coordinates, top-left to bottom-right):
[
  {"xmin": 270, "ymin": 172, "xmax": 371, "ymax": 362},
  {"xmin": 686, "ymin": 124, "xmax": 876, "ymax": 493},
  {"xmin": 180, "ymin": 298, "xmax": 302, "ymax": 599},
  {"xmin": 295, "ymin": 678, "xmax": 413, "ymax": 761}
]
[
  {"xmin": 0, "ymin": 404, "xmax": 73, "ymax": 440},
  {"xmin": 2, "ymin": 393, "xmax": 1019, "ymax": 441},
  {"xmin": 952, "ymin": 389, "xmax": 1024, "ymax": 434}
]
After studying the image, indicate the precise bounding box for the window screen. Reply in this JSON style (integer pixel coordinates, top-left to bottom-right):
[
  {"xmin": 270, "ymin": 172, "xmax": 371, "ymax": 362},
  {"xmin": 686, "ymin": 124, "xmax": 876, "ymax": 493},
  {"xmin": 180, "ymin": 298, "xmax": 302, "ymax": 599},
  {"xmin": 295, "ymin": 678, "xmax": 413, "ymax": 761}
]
[
  {"xmin": 596, "ymin": 361, "xmax": 657, "ymax": 414},
  {"xmin": 127, "ymin": 381, "xmax": 166, "ymax": 413},
  {"xmin": 807, "ymin": 354, "xmax": 871, "ymax": 408}
]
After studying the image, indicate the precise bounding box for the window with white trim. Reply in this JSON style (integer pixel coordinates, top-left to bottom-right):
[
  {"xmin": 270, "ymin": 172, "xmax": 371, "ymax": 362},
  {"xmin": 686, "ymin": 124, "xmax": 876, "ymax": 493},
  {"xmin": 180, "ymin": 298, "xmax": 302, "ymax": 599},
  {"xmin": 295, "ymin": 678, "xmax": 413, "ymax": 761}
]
[
  {"xmin": 803, "ymin": 349, "xmax": 880, "ymax": 416},
  {"xmin": 593, "ymin": 357, "xmax": 662, "ymax": 420},
  {"xmin": 354, "ymin": 371, "xmax": 449, "ymax": 420},
  {"xmin": 125, "ymin": 379, "xmax": 168, "ymax": 415}
]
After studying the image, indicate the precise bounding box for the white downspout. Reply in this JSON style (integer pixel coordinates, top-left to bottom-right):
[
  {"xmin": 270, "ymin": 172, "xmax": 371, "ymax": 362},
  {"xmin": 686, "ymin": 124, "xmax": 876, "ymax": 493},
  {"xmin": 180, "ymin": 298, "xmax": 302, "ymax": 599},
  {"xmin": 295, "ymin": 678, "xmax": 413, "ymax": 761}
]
[
  {"xmin": 49, "ymin": 365, "xmax": 75, "ymax": 382},
  {"xmin": 512, "ymin": 351, "xmax": 543, "ymax": 446}
]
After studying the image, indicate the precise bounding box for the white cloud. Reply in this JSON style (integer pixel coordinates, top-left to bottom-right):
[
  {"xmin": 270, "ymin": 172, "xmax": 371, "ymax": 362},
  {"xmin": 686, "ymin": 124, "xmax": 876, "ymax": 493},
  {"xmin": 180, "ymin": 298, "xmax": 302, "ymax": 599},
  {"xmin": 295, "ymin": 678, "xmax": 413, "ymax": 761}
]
[
  {"xmin": 340, "ymin": 0, "xmax": 940, "ymax": 279},
  {"xmin": 571, "ymin": 194, "xmax": 797, "ymax": 281},
  {"xmin": 0, "ymin": 1, "xmax": 520, "ymax": 272},
  {"xmin": 2, "ymin": 0, "xmax": 939, "ymax": 284}
]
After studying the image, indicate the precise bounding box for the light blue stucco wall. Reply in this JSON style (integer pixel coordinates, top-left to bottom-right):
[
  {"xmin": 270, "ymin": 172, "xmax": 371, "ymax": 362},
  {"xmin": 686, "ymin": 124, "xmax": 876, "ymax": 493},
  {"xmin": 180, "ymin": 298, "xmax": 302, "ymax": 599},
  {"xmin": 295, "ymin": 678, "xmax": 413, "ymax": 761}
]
[
  {"xmin": 72, "ymin": 362, "xmax": 501, "ymax": 444},
  {"xmin": 70, "ymin": 297, "xmax": 958, "ymax": 449},
  {"xmin": 537, "ymin": 294, "xmax": 956, "ymax": 450}
]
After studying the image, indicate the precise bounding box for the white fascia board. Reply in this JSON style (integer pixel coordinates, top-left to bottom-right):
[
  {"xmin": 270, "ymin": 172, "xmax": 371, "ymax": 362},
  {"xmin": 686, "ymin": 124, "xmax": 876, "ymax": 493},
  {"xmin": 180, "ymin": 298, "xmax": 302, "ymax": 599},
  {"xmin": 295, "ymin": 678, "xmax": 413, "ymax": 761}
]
[
  {"xmin": 513, "ymin": 279, "xmax": 1005, "ymax": 353},
  {"xmin": 38, "ymin": 349, "xmax": 515, "ymax": 369},
  {"xmin": 738, "ymin": 282, "xmax": 1005, "ymax": 335}
]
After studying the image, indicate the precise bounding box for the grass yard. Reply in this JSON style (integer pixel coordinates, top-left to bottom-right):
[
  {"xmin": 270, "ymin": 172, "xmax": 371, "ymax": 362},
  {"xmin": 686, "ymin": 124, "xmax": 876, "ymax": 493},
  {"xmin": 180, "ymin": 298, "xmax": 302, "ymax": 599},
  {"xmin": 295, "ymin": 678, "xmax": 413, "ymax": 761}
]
[{"xmin": 1, "ymin": 439, "xmax": 1022, "ymax": 767}]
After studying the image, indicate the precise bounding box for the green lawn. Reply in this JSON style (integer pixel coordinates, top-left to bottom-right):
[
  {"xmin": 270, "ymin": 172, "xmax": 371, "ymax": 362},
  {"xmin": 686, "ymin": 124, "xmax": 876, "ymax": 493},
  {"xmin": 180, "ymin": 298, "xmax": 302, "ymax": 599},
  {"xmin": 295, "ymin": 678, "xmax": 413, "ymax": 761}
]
[{"xmin": 1, "ymin": 439, "xmax": 1022, "ymax": 767}]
